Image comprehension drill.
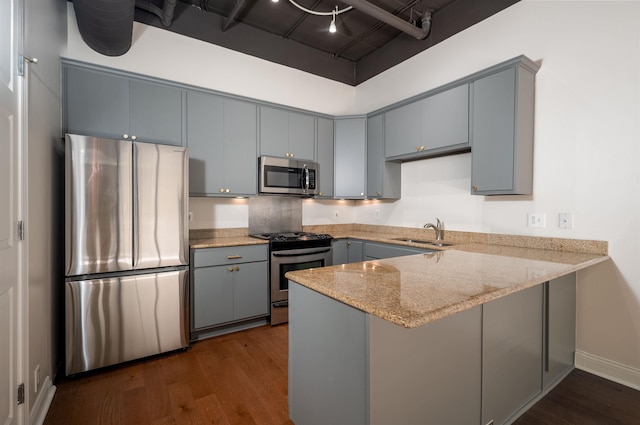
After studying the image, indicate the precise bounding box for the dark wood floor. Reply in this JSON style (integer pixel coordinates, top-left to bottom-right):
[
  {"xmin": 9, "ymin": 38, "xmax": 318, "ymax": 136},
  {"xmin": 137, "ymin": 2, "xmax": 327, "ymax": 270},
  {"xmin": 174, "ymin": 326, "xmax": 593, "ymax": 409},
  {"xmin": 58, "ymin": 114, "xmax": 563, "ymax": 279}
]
[{"xmin": 45, "ymin": 324, "xmax": 640, "ymax": 425}]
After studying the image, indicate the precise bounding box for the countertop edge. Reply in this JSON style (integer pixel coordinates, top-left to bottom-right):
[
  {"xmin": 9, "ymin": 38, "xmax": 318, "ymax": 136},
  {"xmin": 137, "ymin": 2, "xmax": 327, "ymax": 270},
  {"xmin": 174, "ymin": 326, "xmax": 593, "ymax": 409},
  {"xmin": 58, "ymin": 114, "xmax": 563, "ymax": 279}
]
[{"xmin": 287, "ymin": 253, "xmax": 610, "ymax": 328}]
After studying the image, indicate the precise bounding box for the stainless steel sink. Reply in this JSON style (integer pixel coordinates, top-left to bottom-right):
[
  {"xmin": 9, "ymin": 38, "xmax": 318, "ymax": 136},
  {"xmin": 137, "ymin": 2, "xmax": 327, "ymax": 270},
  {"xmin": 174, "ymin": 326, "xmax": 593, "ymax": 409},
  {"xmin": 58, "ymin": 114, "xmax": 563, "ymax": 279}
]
[{"xmin": 391, "ymin": 238, "xmax": 453, "ymax": 247}]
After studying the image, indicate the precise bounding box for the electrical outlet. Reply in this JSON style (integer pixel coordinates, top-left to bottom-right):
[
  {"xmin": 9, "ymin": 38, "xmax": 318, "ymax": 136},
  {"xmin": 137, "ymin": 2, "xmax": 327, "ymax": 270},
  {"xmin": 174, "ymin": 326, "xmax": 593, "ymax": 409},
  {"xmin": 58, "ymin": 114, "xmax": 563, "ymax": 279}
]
[
  {"xmin": 527, "ymin": 213, "xmax": 545, "ymax": 228},
  {"xmin": 34, "ymin": 365, "xmax": 40, "ymax": 393},
  {"xmin": 559, "ymin": 212, "xmax": 573, "ymax": 229},
  {"xmin": 188, "ymin": 211, "xmax": 193, "ymax": 222}
]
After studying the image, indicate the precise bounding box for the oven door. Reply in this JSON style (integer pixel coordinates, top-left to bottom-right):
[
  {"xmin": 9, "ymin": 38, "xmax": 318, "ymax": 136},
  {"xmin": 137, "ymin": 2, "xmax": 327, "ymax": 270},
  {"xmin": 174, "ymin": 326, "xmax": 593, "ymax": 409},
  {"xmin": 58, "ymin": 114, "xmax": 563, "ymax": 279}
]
[{"xmin": 270, "ymin": 246, "xmax": 332, "ymax": 324}]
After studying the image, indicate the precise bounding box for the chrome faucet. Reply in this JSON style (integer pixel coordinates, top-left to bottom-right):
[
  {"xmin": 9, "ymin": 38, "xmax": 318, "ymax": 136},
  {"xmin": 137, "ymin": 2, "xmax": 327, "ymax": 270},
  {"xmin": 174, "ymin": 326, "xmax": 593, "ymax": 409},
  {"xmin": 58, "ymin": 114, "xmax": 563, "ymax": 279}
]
[{"xmin": 424, "ymin": 218, "xmax": 444, "ymax": 242}]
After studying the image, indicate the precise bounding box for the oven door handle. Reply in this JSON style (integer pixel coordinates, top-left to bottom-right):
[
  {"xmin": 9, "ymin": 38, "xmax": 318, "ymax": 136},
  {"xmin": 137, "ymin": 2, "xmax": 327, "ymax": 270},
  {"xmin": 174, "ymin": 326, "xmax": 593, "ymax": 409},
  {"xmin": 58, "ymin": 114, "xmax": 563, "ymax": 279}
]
[{"xmin": 272, "ymin": 248, "xmax": 331, "ymax": 257}]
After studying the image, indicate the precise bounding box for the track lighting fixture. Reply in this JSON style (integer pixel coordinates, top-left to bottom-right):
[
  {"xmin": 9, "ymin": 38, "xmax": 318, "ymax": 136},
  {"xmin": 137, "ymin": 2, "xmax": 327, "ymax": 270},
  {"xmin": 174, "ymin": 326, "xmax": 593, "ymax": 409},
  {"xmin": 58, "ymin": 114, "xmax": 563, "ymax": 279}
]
[
  {"xmin": 286, "ymin": 0, "xmax": 353, "ymax": 34},
  {"xmin": 329, "ymin": 8, "xmax": 337, "ymax": 33}
]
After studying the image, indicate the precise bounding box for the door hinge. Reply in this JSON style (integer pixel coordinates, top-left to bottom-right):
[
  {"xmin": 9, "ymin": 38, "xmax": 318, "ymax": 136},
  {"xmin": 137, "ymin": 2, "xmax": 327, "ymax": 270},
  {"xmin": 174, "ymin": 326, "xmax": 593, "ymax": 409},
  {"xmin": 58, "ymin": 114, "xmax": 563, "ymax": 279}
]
[
  {"xmin": 17, "ymin": 221, "xmax": 24, "ymax": 241},
  {"xmin": 17, "ymin": 383, "xmax": 24, "ymax": 405}
]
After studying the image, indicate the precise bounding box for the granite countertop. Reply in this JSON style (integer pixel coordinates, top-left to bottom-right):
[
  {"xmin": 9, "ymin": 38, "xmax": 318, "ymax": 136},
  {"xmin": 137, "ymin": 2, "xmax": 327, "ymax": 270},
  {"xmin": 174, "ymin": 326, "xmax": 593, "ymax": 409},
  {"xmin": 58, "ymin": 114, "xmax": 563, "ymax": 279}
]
[
  {"xmin": 189, "ymin": 228, "xmax": 268, "ymax": 249},
  {"xmin": 189, "ymin": 224, "xmax": 609, "ymax": 328},
  {"xmin": 286, "ymin": 248, "xmax": 609, "ymax": 328},
  {"xmin": 189, "ymin": 236, "xmax": 268, "ymax": 249}
]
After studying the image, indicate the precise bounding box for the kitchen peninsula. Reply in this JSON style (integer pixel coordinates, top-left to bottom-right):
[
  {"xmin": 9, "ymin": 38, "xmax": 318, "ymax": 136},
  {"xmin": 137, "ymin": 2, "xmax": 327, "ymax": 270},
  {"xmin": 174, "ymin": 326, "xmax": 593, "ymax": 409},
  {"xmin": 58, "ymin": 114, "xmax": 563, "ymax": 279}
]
[{"xmin": 285, "ymin": 241, "xmax": 609, "ymax": 425}]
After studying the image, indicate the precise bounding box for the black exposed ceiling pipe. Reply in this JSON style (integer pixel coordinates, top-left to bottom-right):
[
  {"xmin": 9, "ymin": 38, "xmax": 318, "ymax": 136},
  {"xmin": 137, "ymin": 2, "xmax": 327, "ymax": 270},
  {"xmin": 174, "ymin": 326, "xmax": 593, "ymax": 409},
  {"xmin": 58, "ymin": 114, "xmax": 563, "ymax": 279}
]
[
  {"xmin": 339, "ymin": 0, "xmax": 432, "ymax": 40},
  {"xmin": 73, "ymin": 0, "xmax": 177, "ymax": 57},
  {"xmin": 136, "ymin": 0, "xmax": 178, "ymax": 27},
  {"xmin": 73, "ymin": 0, "xmax": 136, "ymax": 56}
]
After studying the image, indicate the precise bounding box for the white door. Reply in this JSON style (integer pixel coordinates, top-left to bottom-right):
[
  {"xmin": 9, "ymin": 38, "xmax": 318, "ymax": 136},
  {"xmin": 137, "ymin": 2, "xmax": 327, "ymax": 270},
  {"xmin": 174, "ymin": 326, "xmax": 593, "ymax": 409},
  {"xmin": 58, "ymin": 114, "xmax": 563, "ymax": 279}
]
[{"xmin": 0, "ymin": 0, "xmax": 24, "ymax": 422}]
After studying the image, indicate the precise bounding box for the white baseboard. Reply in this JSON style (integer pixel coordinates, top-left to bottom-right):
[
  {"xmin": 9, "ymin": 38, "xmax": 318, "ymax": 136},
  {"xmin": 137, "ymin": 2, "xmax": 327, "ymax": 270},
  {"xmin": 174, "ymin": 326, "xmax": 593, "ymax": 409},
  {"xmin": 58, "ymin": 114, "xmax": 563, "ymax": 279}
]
[
  {"xmin": 575, "ymin": 349, "xmax": 640, "ymax": 391},
  {"xmin": 30, "ymin": 376, "xmax": 57, "ymax": 425}
]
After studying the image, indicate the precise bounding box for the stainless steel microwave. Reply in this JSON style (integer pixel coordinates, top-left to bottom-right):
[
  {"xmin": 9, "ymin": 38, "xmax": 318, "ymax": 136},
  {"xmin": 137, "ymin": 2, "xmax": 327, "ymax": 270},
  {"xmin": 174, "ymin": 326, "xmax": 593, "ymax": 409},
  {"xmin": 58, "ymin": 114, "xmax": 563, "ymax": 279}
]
[{"xmin": 259, "ymin": 156, "xmax": 318, "ymax": 196}]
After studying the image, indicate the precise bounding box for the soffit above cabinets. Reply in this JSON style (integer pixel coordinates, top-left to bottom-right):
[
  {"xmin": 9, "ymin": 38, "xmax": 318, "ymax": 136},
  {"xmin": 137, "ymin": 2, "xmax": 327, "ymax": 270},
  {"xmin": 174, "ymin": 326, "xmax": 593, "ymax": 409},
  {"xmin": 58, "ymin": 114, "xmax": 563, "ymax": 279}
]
[{"xmin": 133, "ymin": 0, "xmax": 520, "ymax": 85}]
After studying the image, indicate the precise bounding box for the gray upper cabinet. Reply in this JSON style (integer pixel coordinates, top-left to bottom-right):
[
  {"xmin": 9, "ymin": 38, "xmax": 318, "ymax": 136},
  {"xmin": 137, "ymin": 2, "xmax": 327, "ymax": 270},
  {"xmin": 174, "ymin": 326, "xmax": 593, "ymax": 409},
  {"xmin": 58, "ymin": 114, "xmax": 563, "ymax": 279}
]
[
  {"xmin": 471, "ymin": 58, "xmax": 539, "ymax": 195},
  {"xmin": 316, "ymin": 117, "xmax": 334, "ymax": 198},
  {"xmin": 367, "ymin": 114, "xmax": 400, "ymax": 199},
  {"xmin": 64, "ymin": 64, "xmax": 183, "ymax": 146},
  {"xmin": 187, "ymin": 91, "xmax": 257, "ymax": 196},
  {"xmin": 384, "ymin": 101, "xmax": 421, "ymax": 158},
  {"xmin": 384, "ymin": 84, "xmax": 470, "ymax": 160},
  {"xmin": 259, "ymin": 106, "xmax": 315, "ymax": 160},
  {"xmin": 334, "ymin": 117, "xmax": 366, "ymax": 199},
  {"xmin": 420, "ymin": 83, "xmax": 469, "ymax": 152}
]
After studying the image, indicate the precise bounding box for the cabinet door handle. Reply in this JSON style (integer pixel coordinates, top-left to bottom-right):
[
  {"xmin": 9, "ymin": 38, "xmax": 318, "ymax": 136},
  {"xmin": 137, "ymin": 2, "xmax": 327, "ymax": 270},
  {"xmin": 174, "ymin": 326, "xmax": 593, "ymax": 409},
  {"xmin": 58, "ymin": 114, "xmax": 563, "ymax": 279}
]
[
  {"xmin": 234, "ymin": 266, "xmax": 240, "ymax": 272},
  {"xmin": 228, "ymin": 267, "xmax": 234, "ymax": 272},
  {"xmin": 472, "ymin": 185, "xmax": 478, "ymax": 191},
  {"xmin": 227, "ymin": 255, "xmax": 242, "ymax": 259},
  {"xmin": 123, "ymin": 133, "xmax": 129, "ymax": 139},
  {"xmin": 225, "ymin": 188, "xmax": 230, "ymax": 193},
  {"xmin": 131, "ymin": 135, "xmax": 137, "ymax": 140}
]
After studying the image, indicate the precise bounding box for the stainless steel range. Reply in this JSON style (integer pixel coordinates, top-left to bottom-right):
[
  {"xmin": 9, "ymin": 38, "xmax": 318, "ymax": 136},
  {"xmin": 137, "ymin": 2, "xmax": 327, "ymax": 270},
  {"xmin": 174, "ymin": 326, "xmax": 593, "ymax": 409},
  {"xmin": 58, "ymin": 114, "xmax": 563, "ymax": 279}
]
[{"xmin": 251, "ymin": 232, "xmax": 333, "ymax": 325}]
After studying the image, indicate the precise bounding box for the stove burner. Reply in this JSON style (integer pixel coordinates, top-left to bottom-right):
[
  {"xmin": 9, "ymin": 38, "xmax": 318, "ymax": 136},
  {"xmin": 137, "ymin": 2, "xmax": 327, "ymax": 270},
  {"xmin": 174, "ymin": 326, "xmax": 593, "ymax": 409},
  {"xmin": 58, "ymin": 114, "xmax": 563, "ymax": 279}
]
[{"xmin": 250, "ymin": 232, "xmax": 333, "ymax": 250}]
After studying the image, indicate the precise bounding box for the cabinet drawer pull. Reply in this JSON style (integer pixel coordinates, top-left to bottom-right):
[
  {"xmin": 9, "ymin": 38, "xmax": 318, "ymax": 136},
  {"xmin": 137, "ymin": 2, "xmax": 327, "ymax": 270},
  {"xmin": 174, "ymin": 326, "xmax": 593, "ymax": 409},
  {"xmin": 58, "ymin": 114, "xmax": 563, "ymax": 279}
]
[{"xmin": 227, "ymin": 255, "xmax": 242, "ymax": 259}]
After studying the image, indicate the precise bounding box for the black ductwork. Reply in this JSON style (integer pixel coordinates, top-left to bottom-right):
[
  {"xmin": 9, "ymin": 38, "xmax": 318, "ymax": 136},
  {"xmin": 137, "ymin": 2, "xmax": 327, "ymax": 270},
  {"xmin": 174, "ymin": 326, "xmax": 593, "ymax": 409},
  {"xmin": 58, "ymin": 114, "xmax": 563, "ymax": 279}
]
[
  {"xmin": 73, "ymin": 0, "xmax": 136, "ymax": 56},
  {"xmin": 72, "ymin": 0, "xmax": 177, "ymax": 57}
]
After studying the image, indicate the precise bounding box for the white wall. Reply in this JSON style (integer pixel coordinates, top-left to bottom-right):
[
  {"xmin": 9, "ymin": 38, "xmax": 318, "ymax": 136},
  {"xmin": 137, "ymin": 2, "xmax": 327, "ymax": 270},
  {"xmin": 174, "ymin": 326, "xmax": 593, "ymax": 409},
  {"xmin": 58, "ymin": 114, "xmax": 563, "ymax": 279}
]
[
  {"xmin": 62, "ymin": 4, "xmax": 356, "ymax": 116},
  {"xmin": 26, "ymin": 0, "xmax": 66, "ymax": 417},
  {"xmin": 64, "ymin": 1, "xmax": 640, "ymax": 386},
  {"xmin": 356, "ymin": 0, "xmax": 640, "ymax": 386}
]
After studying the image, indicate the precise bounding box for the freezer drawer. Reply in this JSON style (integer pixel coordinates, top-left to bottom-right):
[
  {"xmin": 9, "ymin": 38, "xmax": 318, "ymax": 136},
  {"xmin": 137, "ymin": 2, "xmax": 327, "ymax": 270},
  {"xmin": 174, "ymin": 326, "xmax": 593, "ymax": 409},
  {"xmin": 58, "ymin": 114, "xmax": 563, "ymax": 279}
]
[{"xmin": 65, "ymin": 269, "xmax": 189, "ymax": 375}]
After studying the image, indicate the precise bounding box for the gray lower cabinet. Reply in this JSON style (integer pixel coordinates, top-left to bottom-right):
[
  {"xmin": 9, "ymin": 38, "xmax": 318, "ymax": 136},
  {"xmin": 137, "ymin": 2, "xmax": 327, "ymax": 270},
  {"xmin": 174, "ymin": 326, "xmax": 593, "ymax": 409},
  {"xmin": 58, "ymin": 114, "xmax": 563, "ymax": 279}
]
[
  {"xmin": 259, "ymin": 106, "xmax": 315, "ymax": 160},
  {"xmin": 482, "ymin": 284, "xmax": 543, "ymax": 425},
  {"xmin": 544, "ymin": 273, "xmax": 576, "ymax": 389},
  {"xmin": 64, "ymin": 63, "xmax": 184, "ymax": 145},
  {"xmin": 363, "ymin": 241, "xmax": 431, "ymax": 260},
  {"xmin": 332, "ymin": 239, "xmax": 364, "ymax": 265},
  {"xmin": 334, "ymin": 240, "xmax": 427, "ymax": 265},
  {"xmin": 289, "ymin": 274, "xmax": 576, "ymax": 425},
  {"xmin": 367, "ymin": 114, "xmax": 400, "ymax": 199},
  {"xmin": 316, "ymin": 117, "xmax": 334, "ymax": 198},
  {"xmin": 187, "ymin": 91, "xmax": 257, "ymax": 196},
  {"xmin": 289, "ymin": 282, "xmax": 482, "ymax": 425},
  {"xmin": 384, "ymin": 83, "xmax": 470, "ymax": 160},
  {"xmin": 334, "ymin": 117, "xmax": 367, "ymax": 199},
  {"xmin": 471, "ymin": 57, "xmax": 539, "ymax": 195},
  {"xmin": 191, "ymin": 245, "xmax": 269, "ymax": 333}
]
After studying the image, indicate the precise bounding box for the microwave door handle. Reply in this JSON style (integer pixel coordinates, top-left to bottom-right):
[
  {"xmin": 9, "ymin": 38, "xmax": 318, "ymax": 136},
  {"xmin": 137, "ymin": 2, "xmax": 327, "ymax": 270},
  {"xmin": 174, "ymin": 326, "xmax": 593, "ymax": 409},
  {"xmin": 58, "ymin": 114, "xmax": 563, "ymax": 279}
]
[{"xmin": 302, "ymin": 164, "xmax": 309, "ymax": 193}]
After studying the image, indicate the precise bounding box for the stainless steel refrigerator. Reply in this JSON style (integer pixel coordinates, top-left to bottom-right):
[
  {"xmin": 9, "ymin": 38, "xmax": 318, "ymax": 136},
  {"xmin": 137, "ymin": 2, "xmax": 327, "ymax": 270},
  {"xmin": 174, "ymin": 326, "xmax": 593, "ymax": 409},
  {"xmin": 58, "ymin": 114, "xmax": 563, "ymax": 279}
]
[{"xmin": 64, "ymin": 134, "xmax": 189, "ymax": 375}]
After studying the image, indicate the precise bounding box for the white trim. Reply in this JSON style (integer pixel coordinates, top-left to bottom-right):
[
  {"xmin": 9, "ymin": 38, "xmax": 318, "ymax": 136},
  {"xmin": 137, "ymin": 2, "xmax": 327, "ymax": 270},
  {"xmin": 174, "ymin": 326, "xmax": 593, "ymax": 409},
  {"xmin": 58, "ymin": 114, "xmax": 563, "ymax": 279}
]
[
  {"xmin": 575, "ymin": 349, "xmax": 640, "ymax": 391},
  {"xmin": 29, "ymin": 376, "xmax": 56, "ymax": 425}
]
